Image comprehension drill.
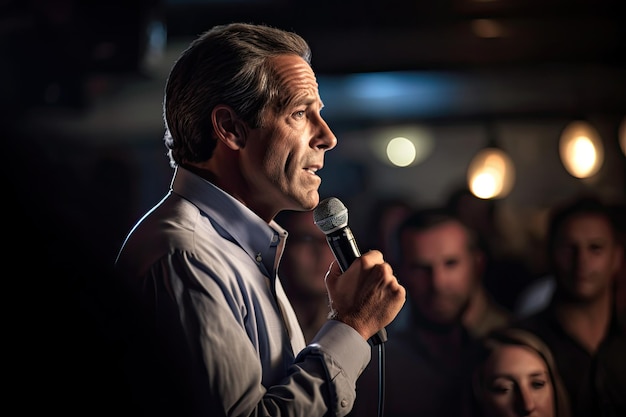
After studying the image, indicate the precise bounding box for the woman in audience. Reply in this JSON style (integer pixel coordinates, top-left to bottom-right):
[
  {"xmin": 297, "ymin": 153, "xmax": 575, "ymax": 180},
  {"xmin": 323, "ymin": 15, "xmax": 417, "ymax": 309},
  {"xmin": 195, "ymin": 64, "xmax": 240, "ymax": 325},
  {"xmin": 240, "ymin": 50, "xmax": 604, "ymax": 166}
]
[{"xmin": 469, "ymin": 328, "xmax": 571, "ymax": 417}]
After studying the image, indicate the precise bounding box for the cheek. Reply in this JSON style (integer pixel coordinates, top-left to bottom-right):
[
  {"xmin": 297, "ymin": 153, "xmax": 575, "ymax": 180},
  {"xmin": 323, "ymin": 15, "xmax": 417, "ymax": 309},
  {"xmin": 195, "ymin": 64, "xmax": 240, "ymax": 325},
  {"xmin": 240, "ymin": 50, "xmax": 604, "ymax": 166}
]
[
  {"xmin": 553, "ymin": 250, "xmax": 572, "ymax": 269},
  {"xmin": 535, "ymin": 390, "xmax": 555, "ymax": 415},
  {"xmin": 261, "ymin": 148, "xmax": 285, "ymax": 174},
  {"xmin": 482, "ymin": 394, "xmax": 512, "ymax": 417},
  {"xmin": 404, "ymin": 274, "xmax": 428, "ymax": 294},
  {"xmin": 601, "ymin": 253, "xmax": 621, "ymax": 275},
  {"xmin": 449, "ymin": 265, "xmax": 476, "ymax": 293},
  {"xmin": 243, "ymin": 141, "xmax": 279, "ymax": 179}
]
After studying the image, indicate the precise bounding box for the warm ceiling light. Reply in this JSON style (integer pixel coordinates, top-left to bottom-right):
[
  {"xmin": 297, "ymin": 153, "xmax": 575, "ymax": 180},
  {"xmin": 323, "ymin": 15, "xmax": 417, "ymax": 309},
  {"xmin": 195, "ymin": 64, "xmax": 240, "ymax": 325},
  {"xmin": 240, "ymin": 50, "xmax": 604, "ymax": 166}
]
[
  {"xmin": 467, "ymin": 147, "xmax": 515, "ymax": 199},
  {"xmin": 559, "ymin": 120, "xmax": 604, "ymax": 178}
]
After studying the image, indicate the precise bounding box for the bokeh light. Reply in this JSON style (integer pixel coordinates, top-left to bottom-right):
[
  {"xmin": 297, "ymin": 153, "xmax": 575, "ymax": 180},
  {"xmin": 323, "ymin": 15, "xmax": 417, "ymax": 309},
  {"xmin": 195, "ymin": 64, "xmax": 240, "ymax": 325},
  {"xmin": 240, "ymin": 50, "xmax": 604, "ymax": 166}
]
[
  {"xmin": 559, "ymin": 121, "xmax": 604, "ymax": 178},
  {"xmin": 386, "ymin": 137, "xmax": 416, "ymax": 167},
  {"xmin": 369, "ymin": 124, "xmax": 434, "ymax": 167},
  {"xmin": 467, "ymin": 147, "xmax": 515, "ymax": 199}
]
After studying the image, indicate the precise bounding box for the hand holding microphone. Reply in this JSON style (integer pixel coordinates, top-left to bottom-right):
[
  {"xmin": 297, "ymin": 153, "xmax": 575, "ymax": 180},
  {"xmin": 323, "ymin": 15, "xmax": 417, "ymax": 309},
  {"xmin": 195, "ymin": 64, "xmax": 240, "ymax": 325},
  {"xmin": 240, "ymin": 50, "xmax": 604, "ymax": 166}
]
[{"xmin": 313, "ymin": 197, "xmax": 406, "ymax": 345}]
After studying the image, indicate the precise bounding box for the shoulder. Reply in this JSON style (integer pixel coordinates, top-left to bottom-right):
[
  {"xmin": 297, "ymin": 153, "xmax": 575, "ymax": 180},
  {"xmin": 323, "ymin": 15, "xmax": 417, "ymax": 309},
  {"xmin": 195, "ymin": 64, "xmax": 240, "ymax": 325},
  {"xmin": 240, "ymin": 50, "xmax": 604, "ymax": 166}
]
[{"xmin": 115, "ymin": 193, "xmax": 223, "ymax": 280}]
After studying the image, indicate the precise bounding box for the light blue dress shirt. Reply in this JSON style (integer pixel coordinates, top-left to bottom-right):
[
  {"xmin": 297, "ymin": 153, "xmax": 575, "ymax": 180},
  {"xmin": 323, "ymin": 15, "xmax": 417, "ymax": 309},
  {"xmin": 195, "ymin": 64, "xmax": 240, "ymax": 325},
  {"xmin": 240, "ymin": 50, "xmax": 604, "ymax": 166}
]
[{"xmin": 115, "ymin": 166, "xmax": 371, "ymax": 416}]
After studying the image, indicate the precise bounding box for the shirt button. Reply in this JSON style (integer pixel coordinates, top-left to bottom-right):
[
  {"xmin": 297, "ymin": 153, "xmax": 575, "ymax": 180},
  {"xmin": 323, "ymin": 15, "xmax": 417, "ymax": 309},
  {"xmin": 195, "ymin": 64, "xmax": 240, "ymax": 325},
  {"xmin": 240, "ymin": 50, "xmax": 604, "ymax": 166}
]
[
  {"xmin": 271, "ymin": 235, "xmax": 278, "ymax": 243},
  {"xmin": 340, "ymin": 399, "xmax": 348, "ymax": 408},
  {"xmin": 256, "ymin": 253, "xmax": 262, "ymax": 262}
]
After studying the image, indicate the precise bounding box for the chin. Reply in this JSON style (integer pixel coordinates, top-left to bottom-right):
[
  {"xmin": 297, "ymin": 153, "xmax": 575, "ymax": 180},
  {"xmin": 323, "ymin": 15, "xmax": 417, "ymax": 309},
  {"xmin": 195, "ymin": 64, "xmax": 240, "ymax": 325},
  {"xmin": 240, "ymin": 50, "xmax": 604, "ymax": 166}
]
[{"xmin": 300, "ymin": 192, "xmax": 320, "ymax": 210}]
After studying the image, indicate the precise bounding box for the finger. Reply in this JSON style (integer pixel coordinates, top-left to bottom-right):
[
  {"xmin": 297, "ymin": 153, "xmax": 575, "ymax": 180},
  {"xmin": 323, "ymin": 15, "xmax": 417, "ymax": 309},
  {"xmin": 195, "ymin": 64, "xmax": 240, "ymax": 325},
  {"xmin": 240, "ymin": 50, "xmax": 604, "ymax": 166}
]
[{"xmin": 358, "ymin": 249, "xmax": 384, "ymax": 267}]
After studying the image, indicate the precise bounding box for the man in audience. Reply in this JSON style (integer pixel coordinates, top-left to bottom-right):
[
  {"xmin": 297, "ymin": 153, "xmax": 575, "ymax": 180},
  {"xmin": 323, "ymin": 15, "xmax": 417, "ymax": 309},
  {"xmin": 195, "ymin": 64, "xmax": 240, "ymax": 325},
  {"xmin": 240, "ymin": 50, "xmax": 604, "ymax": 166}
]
[
  {"xmin": 350, "ymin": 207, "xmax": 511, "ymax": 417},
  {"xmin": 446, "ymin": 186, "xmax": 533, "ymax": 312},
  {"xmin": 514, "ymin": 195, "xmax": 625, "ymax": 417}
]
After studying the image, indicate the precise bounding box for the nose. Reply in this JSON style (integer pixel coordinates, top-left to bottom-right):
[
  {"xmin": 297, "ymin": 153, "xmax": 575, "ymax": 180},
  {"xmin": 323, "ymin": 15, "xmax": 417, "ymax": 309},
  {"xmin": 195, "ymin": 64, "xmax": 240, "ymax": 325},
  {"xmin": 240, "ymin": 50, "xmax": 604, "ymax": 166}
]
[
  {"xmin": 515, "ymin": 386, "xmax": 536, "ymax": 416},
  {"xmin": 575, "ymin": 246, "xmax": 594, "ymax": 266},
  {"xmin": 430, "ymin": 265, "xmax": 447, "ymax": 292},
  {"xmin": 312, "ymin": 114, "xmax": 337, "ymax": 151}
]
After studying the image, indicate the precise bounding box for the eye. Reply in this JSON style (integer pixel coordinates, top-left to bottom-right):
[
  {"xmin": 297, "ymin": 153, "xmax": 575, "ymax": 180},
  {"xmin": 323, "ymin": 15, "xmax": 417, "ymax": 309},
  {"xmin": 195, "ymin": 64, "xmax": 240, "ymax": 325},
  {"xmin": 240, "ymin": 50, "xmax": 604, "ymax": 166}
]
[
  {"xmin": 488, "ymin": 385, "xmax": 511, "ymax": 394},
  {"xmin": 409, "ymin": 263, "xmax": 431, "ymax": 275},
  {"xmin": 488, "ymin": 379, "xmax": 514, "ymax": 394},
  {"xmin": 589, "ymin": 243, "xmax": 604, "ymax": 253},
  {"xmin": 531, "ymin": 379, "xmax": 547, "ymax": 390},
  {"xmin": 292, "ymin": 110, "xmax": 306, "ymax": 119},
  {"xmin": 443, "ymin": 258, "xmax": 459, "ymax": 268}
]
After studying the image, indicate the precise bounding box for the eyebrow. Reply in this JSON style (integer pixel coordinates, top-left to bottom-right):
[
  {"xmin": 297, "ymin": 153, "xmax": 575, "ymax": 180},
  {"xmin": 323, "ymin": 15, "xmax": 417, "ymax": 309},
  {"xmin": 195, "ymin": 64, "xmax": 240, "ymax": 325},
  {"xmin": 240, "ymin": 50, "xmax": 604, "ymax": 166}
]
[
  {"xmin": 489, "ymin": 370, "xmax": 548, "ymax": 379},
  {"xmin": 293, "ymin": 96, "xmax": 324, "ymax": 111}
]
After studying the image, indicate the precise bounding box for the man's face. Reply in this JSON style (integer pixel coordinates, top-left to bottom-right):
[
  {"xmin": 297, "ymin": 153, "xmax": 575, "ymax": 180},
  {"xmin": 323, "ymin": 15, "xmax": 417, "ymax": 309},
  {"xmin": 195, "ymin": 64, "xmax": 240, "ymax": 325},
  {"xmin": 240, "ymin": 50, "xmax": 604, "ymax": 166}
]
[
  {"xmin": 552, "ymin": 213, "xmax": 622, "ymax": 301},
  {"xmin": 241, "ymin": 55, "xmax": 337, "ymax": 215},
  {"xmin": 280, "ymin": 211, "xmax": 334, "ymax": 298},
  {"xmin": 400, "ymin": 220, "xmax": 481, "ymax": 325}
]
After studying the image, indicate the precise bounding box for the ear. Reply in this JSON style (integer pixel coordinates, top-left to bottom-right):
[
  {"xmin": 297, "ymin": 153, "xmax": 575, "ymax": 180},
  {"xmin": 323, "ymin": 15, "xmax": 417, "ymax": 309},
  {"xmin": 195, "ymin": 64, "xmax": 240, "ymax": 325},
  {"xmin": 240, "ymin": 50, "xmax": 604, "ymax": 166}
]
[{"xmin": 212, "ymin": 104, "xmax": 247, "ymax": 150}]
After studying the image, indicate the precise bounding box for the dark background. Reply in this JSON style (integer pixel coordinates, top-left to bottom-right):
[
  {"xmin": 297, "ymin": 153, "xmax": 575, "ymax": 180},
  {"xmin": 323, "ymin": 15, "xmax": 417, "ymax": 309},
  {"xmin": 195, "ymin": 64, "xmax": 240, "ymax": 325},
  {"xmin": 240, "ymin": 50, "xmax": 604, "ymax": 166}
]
[{"xmin": 3, "ymin": 1, "xmax": 624, "ymax": 413}]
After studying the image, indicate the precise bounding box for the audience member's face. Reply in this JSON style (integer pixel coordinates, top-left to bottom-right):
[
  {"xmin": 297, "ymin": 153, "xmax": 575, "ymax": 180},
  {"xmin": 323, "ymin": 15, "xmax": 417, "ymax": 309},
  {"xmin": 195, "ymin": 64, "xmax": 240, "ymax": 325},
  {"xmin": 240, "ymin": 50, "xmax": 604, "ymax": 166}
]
[
  {"xmin": 281, "ymin": 211, "xmax": 334, "ymax": 298},
  {"xmin": 377, "ymin": 204, "xmax": 412, "ymax": 268},
  {"xmin": 479, "ymin": 345, "xmax": 555, "ymax": 417},
  {"xmin": 553, "ymin": 213, "xmax": 623, "ymax": 302},
  {"xmin": 400, "ymin": 220, "xmax": 481, "ymax": 325}
]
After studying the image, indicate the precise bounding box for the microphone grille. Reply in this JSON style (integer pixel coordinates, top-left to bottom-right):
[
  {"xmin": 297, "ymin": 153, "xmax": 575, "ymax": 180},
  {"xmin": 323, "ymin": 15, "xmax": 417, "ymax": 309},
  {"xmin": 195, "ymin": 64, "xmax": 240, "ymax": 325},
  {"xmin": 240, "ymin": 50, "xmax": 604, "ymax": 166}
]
[{"xmin": 313, "ymin": 197, "xmax": 348, "ymax": 234}]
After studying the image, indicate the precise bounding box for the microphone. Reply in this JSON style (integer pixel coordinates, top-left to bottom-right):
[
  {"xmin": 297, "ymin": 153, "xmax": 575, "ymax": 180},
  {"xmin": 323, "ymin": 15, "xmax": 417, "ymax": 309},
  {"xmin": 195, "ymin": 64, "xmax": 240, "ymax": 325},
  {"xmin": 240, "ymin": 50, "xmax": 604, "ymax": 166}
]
[{"xmin": 313, "ymin": 197, "xmax": 388, "ymax": 345}]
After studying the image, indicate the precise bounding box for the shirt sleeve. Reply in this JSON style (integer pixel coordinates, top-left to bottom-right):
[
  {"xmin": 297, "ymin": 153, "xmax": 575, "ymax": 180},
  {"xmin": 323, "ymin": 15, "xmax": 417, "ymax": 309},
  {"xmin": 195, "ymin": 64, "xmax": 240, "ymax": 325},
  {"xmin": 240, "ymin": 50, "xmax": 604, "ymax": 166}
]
[
  {"xmin": 123, "ymin": 251, "xmax": 372, "ymax": 417},
  {"xmin": 297, "ymin": 321, "xmax": 373, "ymax": 413}
]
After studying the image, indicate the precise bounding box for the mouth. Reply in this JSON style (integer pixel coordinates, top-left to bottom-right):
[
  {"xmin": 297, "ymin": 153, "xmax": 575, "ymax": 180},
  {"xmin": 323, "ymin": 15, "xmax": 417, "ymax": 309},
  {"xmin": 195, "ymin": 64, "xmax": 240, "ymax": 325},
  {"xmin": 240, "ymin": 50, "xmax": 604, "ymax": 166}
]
[{"xmin": 304, "ymin": 164, "xmax": 321, "ymax": 175}]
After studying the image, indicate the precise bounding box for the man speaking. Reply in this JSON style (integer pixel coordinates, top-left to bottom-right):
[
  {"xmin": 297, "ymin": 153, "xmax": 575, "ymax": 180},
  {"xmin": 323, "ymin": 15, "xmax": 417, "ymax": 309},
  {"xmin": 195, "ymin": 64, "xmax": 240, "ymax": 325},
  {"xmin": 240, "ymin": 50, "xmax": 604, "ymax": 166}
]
[{"xmin": 114, "ymin": 22, "xmax": 405, "ymax": 417}]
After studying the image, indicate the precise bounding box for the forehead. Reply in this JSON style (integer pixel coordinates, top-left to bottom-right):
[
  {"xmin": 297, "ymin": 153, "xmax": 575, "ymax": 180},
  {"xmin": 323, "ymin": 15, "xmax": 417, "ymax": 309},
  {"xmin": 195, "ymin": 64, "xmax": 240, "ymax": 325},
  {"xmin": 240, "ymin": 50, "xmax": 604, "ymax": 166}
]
[
  {"xmin": 558, "ymin": 213, "xmax": 614, "ymax": 241},
  {"xmin": 484, "ymin": 345, "xmax": 547, "ymax": 374},
  {"xmin": 403, "ymin": 221, "xmax": 469, "ymax": 250},
  {"xmin": 270, "ymin": 54, "xmax": 319, "ymax": 101}
]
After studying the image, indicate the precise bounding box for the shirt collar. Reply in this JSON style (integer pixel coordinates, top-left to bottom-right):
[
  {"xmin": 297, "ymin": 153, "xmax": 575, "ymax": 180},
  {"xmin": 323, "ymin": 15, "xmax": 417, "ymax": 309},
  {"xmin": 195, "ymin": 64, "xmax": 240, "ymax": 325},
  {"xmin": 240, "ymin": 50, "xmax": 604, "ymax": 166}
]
[{"xmin": 170, "ymin": 166, "xmax": 286, "ymax": 276}]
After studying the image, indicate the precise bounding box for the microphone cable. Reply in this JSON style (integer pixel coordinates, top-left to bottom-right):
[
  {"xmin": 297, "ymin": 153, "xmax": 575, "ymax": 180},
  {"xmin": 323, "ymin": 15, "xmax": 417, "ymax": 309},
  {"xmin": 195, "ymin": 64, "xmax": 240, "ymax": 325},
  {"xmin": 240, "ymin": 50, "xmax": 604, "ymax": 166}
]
[{"xmin": 376, "ymin": 342, "xmax": 385, "ymax": 417}]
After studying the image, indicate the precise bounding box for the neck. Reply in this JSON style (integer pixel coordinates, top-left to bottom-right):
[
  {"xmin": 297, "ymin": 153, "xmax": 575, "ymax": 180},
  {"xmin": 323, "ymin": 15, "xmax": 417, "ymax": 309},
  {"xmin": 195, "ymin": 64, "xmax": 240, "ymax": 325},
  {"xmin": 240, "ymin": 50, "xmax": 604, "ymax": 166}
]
[
  {"xmin": 183, "ymin": 163, "xmax": 218, "ymax": 184},
  {"xmin": 463, "ymin": 286, "xmax": 488, "ymax": 331},
  {"xmin": 555, "ymin": 289, "xmax": 613, "ymax": 353},
  {"xmin": 411, "ymin": 305, "xmax": 465, "ymax": 335},
  {"xmin": 183, "ymin": 162, "xmax": 277, "ymax": 222},
  {"xmin": 412, "ymin": 319, "xmax": 467, "ymax": 367}
]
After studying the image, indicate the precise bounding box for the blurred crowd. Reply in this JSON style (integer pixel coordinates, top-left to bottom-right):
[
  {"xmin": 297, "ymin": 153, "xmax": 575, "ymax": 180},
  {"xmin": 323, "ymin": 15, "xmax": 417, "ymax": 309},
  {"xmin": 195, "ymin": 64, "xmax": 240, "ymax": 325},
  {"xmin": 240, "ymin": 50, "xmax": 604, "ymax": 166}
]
[{"xmin": 280, "ymin": 191, "xmax": 625, "ymax": 417}]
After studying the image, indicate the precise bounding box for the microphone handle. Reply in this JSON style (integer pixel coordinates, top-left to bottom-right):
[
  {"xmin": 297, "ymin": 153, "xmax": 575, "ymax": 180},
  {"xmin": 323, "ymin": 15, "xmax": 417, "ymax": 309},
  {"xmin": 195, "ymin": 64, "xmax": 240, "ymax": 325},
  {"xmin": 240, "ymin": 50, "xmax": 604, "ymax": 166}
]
[
  {"xmin": 325, "ymin": 228, "xmax": 388, "ymax": 345},
  {"xmin": 326, "ymin": 227, "xmax": 361, "ymax": 272}
]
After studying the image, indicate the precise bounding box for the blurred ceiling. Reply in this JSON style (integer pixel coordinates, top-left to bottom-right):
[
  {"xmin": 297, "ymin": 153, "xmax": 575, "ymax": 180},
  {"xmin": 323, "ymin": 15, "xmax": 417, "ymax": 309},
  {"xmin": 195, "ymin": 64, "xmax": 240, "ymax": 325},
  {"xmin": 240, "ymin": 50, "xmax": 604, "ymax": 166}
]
[
  {"xmin": 165, "ymin": 0, "xmax": 626, "ymax": 73},
  {"xmin": 2, "ymin": 0, "xmax": 625, "ymax": 130}
]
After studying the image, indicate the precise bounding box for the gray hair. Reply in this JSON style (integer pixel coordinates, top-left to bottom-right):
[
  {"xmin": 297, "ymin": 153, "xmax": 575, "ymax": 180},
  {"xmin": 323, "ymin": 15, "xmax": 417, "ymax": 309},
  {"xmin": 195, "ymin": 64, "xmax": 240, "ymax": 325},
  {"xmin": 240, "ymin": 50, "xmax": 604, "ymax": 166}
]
[{"xmin": 163, "ymin": 23, "xmax": 312, "ymax": 167}]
